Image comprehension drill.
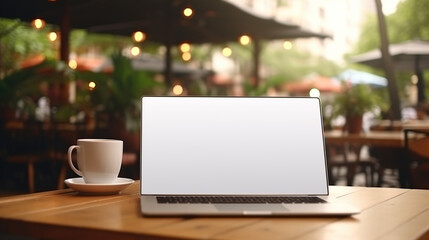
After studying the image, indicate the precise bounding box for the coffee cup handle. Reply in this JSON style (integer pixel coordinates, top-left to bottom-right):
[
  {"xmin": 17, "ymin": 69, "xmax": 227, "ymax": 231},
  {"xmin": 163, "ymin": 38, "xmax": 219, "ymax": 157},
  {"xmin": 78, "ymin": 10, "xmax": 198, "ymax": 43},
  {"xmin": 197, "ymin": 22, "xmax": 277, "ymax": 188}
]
[{"xmin": 68, "ymin": 145, "xmax": 83, "ymax": 177}]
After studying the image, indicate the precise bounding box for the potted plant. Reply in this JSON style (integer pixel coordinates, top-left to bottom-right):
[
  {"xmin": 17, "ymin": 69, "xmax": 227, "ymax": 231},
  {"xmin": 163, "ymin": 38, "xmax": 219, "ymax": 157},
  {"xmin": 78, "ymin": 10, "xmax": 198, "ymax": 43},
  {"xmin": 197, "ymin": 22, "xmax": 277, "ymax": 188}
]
[{"xmin": 333, "ymin": 83, "xmax": 383, "ymax": 133}]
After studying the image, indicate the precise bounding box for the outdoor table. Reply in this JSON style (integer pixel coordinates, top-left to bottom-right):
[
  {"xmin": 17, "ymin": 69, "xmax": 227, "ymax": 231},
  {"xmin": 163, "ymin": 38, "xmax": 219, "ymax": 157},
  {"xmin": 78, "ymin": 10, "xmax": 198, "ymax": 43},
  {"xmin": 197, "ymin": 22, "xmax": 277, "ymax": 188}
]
[
  {"xmin": 370, "ymin": 120, "xmax": 429, "ymax": 131},
  {"xmin": 324, "ymin": 130, "xmax": 404, "ymax": 148},
  {"xmin": 1, "ymin": 121, "xmax": 95, "ymax": 192},
  {"xmin": 324, "ymin": 130, "xmax": 411, "ymax": 187},
  {"xmin": 1, "ymin": 181, "xmax": 428, "ymax": 240}
]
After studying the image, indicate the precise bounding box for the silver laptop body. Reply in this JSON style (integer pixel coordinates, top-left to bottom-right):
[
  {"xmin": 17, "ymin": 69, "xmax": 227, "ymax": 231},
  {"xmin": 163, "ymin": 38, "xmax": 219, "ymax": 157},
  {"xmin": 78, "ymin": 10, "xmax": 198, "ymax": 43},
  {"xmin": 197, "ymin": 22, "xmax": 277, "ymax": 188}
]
[{"xmin": 140, "ymin": 96, "xmax": 359, "ymax": 216}]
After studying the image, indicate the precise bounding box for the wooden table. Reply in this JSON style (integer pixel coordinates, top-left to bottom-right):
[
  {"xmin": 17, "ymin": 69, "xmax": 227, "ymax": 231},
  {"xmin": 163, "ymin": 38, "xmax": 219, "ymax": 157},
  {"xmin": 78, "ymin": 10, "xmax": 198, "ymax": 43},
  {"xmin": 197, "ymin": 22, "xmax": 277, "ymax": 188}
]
[
  {"xmin": 324, "ymin": 130, "xmax": 404, "ymax": 148},
  {"xmin": 324, "ymin": 130, "xmax": 409, "ymax": 187},
  {"xmin": 371, "ymin": 120, "xmax": 429, "ymax": 131},
  {"xmin": 1, "ymin": 181, "xmax": 429, "ymax": 240},
  {"xmin": 2, "ymin": 121, "xmax": 96, "ymax": 192}
]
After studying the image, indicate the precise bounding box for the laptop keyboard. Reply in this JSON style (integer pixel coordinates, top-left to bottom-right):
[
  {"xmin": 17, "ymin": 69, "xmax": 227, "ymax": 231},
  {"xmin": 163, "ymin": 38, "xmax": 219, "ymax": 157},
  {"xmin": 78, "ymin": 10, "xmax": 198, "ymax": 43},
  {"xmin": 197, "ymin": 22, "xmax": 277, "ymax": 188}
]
[{"xmin": 157, "ymin": 196, "xmax": 327, "ymax": 204}]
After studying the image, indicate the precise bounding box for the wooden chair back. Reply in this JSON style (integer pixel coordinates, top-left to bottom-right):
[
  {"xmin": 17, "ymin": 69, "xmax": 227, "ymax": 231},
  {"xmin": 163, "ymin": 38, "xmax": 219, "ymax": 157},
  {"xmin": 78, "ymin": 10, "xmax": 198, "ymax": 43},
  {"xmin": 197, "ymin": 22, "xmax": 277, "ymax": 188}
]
[{"xmin": 404, "ymin": 129, "xmax": 429, "ymax": 189}]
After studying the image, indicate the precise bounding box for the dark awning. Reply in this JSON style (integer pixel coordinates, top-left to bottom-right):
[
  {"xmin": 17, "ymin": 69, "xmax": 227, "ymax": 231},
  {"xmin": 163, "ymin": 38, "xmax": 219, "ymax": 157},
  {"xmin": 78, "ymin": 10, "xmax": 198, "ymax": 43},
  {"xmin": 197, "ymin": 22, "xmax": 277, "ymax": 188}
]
[
  {"xmin": 0, "ymin": 0, "xmax": 328, "ymax": 45},
  {"xmin": 0, "ymin": 0, "xmax": 329, "ymax": 86}
]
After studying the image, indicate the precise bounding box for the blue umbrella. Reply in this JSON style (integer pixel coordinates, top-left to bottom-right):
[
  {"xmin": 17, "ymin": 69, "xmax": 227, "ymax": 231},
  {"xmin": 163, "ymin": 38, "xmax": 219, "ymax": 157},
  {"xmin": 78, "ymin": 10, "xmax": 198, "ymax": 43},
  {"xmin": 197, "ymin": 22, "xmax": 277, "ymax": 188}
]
[{"xmin": 335, "ymin": 69, "xmax": 387, "ymax": 87}]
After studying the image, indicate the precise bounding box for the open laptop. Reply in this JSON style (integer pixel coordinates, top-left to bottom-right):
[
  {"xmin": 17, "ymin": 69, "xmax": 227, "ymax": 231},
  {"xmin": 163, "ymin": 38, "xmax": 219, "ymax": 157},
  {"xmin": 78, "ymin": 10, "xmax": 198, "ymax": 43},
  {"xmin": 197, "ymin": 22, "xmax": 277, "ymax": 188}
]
[{"xmin": 140, "ymin": 96, "xmax": 360, "ymax": 216}]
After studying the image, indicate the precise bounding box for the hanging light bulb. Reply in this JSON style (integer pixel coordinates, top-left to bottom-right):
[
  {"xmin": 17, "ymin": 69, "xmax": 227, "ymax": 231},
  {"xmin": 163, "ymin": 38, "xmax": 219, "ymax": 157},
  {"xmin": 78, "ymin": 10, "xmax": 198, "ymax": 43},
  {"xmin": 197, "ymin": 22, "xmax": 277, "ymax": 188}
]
[
  {"xmin": 48, "ymin": 32, "xmax": 58, "ymax": 41},
  {"xmin": 173, "ymin": 84, "xmax": 184, "ymax": 95},
  {"xmin": 68, "ymin": 59, "xmax": 77, "ymax": 69},
  {"xmin": 309, "ymin": 88, "xmax": 321, "ymax": 98},
  {"xmin": 182, "ymin": 52, "xmax": 191, "ymax": 61},
  {"xmin": 31, "ymin": 18, "xmax": 45, "ymax": 30},
  {"xmin": 133, "ymin": 31, "xmax": 146, "ymax": 42},
  {"xmin": 183, "ymin": 7, "xmax": 193, "ymax": 18},
  {"xmin": 180, "ymin": 43, "xmax": 191, "ymax": 52},
  {"xmin": 222, "ymin": 47, "xmax": 232, "ymax": 57},
  {"xmin": 239, "ymin": 35, "xmax": 251, "ymax": 45},
  {"xmin": 283, "ymin": 40, "xmax": 293, "ymax": 50},
  {"xmin": 131, "ymin": 46, "xmax": 141, "ymax": 56},
  {"xmin": 88, "ymin": 81, "xmax": 96, "ymax": 91}
]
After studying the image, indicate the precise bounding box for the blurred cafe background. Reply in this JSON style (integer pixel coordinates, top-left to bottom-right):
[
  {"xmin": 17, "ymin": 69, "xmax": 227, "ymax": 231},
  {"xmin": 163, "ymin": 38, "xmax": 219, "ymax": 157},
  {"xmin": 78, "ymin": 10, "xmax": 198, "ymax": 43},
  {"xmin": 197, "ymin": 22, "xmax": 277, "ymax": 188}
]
[{"xmin": 1, "ymin": 0, "xmax": 429, "ymax": 195}]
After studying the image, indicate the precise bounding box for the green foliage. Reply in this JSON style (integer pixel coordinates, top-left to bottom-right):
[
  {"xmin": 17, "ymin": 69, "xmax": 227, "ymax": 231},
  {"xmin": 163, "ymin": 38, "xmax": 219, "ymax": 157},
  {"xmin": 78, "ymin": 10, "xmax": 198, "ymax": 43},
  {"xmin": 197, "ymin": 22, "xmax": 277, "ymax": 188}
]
[
  {"xmin": 71, "ymin": 30, "xmax": 161, "ymax": 56},
  {"xmin": 242, "ymin": 76, "xmax": 284, "ymax": 96},
  {"xmin": 240, "ymin": 40, "xmax": 341, "ymax": 96},
  {"xmin": 69, "ymin": 30, "xmax": 162, "ymax": 56},
  {"xmin": 262, "ymin": 41, "xmax": 341, "ymax": 83},
  {"xmin": 0, "ymin": 18, "xmax": 163, "ymax": 77},
  {"xmin": 0, "ymin": 59, "xmax": 71, "ymax": 106},
  {"xmin": 333, "ymin": 84, "xmax": 385, "ymax": 117},
  {"xmin": 188, "ymin": 44, "xmax": 215, "ymax": 63},
  {"xmin": 389, "ymin": 0, "xmax": 429, "ymax": 41},
  {"xmin": 0, "ymin": 18, "xmax": 56, "ymax": 76},
  {"xmin": 354, "ymin": 0, "xmax": 429, "ymax": 54},
  {"xmin": 0, "ymin": 58, "xmax": 77, "ymax": 122},
  {"xmin": 0, "ymin": 54, "xmax": 165, "ymax": 126},
  {"xmin": 352, "ymin": 16, "xmax": 380, "ymax": 54},
  {"xmin": 80, "ymin": 53, "xmax": 166, "ymax": 131},
  {"xmin": 226, "ymin": 42, "xmax": 253, "ymax": 79},
  {"xmin": 71, "ymin": 30, "xmax": 129, "ymax": 55},
  {"xmin": 351, "ymin": 0, "xmax": 429, "ymax": 104}
]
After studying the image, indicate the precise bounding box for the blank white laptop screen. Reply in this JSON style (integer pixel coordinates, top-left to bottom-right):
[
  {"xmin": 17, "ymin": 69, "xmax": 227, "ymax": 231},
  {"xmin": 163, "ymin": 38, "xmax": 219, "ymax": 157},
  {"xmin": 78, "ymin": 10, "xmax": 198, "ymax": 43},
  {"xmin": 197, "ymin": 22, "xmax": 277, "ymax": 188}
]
[{"xmin": 141, "ymin": 97, "xmax": 328, "ymax": 196}]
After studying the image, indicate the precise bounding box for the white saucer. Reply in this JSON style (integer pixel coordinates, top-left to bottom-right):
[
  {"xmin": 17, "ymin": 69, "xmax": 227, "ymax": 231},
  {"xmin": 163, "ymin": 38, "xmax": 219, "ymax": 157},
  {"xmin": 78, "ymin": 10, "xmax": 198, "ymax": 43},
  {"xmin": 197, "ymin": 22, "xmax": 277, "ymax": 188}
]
[{"xmin": 64, "ymin": 177, "xmax": 135, "ymax": 195}]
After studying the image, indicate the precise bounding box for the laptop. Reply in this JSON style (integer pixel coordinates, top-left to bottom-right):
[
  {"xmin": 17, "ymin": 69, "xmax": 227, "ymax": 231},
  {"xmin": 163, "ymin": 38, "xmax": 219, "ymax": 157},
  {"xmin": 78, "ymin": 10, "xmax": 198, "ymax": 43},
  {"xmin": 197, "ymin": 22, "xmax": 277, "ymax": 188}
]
[{"xmin": 140, "ymin": 96, "xmax": 360, "ymax": 216}]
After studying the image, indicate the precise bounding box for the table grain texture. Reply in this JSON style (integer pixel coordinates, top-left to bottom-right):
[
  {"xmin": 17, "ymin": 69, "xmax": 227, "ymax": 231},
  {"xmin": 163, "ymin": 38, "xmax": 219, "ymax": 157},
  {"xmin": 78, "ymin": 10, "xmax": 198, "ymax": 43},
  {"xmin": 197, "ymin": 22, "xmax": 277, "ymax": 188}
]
[{"xmin": 0, "ymin": 181, "xmax": 428, "ymax": 240}]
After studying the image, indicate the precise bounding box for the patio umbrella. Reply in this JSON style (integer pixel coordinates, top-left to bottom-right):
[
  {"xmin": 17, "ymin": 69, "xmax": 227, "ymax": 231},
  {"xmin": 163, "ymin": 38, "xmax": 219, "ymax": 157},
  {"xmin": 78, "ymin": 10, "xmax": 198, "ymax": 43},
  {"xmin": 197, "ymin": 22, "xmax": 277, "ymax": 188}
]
[
  {"xmin": 352, "ymin": 39, "xmax": 429, "ymax": 103},
  {"xmin": 284, "ymin": 75, "xmax": 342, "ymax": 94},
  {"xmin": 335, "ymin": 69, "xmax": 387, "ymax": 87},
  {"xmin": 0, "ymin": 0, "xmax": 297, "ymax": 44},
  {"xmin": 0, "ymin": 0, "xmax": 328, "ymax": 86}
]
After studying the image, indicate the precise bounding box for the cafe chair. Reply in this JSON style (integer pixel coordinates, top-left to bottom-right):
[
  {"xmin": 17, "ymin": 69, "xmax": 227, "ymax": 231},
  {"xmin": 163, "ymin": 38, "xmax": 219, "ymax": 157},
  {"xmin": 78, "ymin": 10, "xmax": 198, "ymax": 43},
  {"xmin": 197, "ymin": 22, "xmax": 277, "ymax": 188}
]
[
  {"xmin": 404, "ymin": 128, "xmax": 429, "ymax": 189},
  {"xmin": 326, "ymin": 143, "xmax": 376, "ymax": 186},
  {"xmin": 1, "ymin": 121, "xmax": 50, "ymax": 193},
  {"xmin": 368, "ymin": 146, "xmax": 402, "ymax": 187}
]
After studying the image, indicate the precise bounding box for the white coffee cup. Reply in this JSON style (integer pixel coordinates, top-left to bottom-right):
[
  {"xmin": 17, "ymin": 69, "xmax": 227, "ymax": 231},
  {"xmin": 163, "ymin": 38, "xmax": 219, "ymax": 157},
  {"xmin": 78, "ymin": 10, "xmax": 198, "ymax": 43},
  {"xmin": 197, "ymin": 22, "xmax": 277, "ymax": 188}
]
[{"xmin": 68, "ymin": 139, "xmax": 123, "ymax": 184}]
